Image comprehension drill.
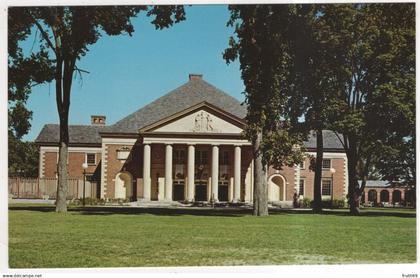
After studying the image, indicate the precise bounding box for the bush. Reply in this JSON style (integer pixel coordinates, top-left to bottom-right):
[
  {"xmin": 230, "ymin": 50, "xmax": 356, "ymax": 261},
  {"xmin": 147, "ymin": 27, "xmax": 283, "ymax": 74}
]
[
  {"xmin": 299, "ymin": 198, "xmax": 312, "ymax": 208},
  {"xmin": 298, "ymin": 198, "xmax": 346, "ymax": 209},
  {"xmin": 68, "ymin": 198, "xmax": 106, "ymax": 206},
  {"xmin": 331, "ymin": 199, "xmax": 346, "ymax": 209}
]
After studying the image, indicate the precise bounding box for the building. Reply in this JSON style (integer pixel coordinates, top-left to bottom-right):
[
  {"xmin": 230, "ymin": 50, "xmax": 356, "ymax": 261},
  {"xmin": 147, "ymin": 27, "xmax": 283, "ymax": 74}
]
[
  {"xmin": 361, "ymin": 180, "xmax": 415, "ymax": 207},
  {"xmin": 35, "ymin": 74, "xmax": 349, "ymax": 204}
]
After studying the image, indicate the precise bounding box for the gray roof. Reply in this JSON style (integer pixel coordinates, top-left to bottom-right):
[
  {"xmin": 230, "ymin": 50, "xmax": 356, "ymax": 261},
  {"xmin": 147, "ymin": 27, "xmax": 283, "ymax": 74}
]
[
  {"xmin": 359, "ymin": 180, "xmax": 390, "ymax": 188},
  {"xmin": 35, "ymin": 124, "xmax": 105, "ymax": 144},
  {"xmin": 35, "ymin": 77, "xmax": 343, "ymax": 150},
  {"xmin": 102, "ymin": 78, "xmax": 247, "ymax": 133},
  {"xmin": 303, "ymin": 130, "xmax": 344, "ymax": 150}
]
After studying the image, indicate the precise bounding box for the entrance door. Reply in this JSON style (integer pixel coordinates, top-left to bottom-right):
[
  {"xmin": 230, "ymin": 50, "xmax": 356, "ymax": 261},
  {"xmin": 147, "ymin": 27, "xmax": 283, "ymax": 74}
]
[
  {"xmin": 195, "ymin": 180, "xmax": 207, "ymax": 201},
  {"xmin": 173, "ymin": 180, "xmax": 185, "ymax": 201},
  {"xmin": 218, "ymin": 181, "xmax": 229, "ymax": 201}
]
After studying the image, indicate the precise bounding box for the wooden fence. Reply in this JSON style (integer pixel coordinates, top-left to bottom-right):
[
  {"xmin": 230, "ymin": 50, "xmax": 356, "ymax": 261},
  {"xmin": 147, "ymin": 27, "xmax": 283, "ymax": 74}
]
[{"xmin": 8, "ymin": 177, "xmax": 98, "ymax": 199}]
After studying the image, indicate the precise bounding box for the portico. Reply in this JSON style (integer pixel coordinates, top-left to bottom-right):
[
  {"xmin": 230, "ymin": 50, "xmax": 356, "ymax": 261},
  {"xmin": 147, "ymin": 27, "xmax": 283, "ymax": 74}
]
[{"xmin": 140, "ymin": 136, "xmax": 251, "ymax": 203}]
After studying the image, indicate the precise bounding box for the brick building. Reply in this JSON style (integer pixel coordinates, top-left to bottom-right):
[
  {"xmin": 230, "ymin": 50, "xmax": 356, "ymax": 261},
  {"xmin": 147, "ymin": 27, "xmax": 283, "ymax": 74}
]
[
  {"xmin": 35, "ymin": 74, "xmax": 348, "ymax": 204},
  {"xmin": 361, "ymin": 180, "xmax": 415, "ymax": 207}
]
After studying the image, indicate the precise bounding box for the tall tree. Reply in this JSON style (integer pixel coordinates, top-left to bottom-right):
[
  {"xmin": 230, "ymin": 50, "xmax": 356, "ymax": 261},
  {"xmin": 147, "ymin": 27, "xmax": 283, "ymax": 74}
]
[
  {"xmin": 286, "ymin": 4, "xmax": 331, "ymax": 213},
  {"xmin": 321, "ymin": 4, "xmax": 415, "ymax": 214},
  {"xmin": 224, "ymin": 5, "xmax": 306, "ymax": 216},
  {"xmin": 8, "ymin": 5, "xmax": 186, "ymax": 213}
]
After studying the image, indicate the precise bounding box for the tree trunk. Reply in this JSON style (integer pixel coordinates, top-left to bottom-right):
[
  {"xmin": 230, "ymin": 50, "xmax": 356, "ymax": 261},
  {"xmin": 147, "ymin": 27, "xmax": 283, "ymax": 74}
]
[
  {"xmin": 253, "ymin": 130, "xmax": 269, "ymax": 216},
  {"xmin": 56, "ymin": 123, "xmax": 69, "ymax": 213},
  {"xmin": 347, "ymin": 139, "xmax": 360, "ymax": 215},
  {"xmin": 313, "ymin": 128, "xmax": 323, "ymax": 213},
  {"xmin": 55, "ymin": 58, "xmax": 74, "ymax": 213}
]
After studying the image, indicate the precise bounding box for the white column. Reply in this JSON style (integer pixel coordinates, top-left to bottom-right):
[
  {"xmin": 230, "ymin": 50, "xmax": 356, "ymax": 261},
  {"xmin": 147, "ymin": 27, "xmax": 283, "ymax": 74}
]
[
  {"xmin": 234, "ymin": 145, "xmax": 241, "ymax": 202},
  {"xmin": 165, "ymin": 144, "xmax": 173, "ymax": 201},
  {"xmin": 211, "ymin": 145, "xmax": 219, "ymax": 202},
  {"xmin": 187, "ymin": 144, "xmax": 195, "ymax": 202},
  {"xmin": 143, "ymin": 144, "xmax": 151, "ymax": 201}
]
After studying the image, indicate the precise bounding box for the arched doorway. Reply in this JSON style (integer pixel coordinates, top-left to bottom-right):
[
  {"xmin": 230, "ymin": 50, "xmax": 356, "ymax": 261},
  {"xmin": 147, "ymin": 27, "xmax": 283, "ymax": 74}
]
[
  {"xmin": 380, "ymin": 190, "xmax": 389, "ymax": 203},
  {"xmin": 115, "ymin": 172, "xmax": 133, "ymax": 199},
  {"xmin": 405, "ymin": 189, "xmax": 415, "ymax": 207},
  {"xmin": 268, "ymin": 175, "xmax": 286, "ymax": 202},
  {"xmin": 392, "ymin": 190, "xmax": 401, "ymax": 203},
  {"xmin": 368, "ymin": 189, "xmax": 377, "ymax": 203}
]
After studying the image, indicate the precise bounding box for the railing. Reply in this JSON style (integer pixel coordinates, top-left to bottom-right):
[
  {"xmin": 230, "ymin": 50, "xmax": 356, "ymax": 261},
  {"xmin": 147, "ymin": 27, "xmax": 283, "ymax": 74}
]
[{"xmin": 8, "ymin": 177, "xmax": 98, "ymax": 199}]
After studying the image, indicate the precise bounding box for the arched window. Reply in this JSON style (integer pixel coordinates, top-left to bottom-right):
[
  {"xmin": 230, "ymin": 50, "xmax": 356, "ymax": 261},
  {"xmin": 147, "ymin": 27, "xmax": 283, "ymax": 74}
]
[
  {"xmin": 368, "ymin": 190, "xmax": 377, "ymax": 203},
  {"xmin": 392, "ymin": 190, "xmax": 401, "ymax": 203},
  {"xmin": 380, "ymin": 190, "xmax": 389, "ymax": 203}
]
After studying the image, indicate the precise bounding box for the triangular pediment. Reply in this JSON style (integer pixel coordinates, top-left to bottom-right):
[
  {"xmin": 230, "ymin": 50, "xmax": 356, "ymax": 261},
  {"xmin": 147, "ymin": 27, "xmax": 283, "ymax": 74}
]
[{"xmin": 139, "ymin": 102, "xmax": 245, "ymax": 134}]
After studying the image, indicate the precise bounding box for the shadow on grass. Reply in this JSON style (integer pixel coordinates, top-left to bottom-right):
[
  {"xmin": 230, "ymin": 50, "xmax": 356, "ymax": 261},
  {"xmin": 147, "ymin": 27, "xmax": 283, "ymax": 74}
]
[{"xmin": 8, "ymin": 205, "xmax": 416, "ymax": 218}]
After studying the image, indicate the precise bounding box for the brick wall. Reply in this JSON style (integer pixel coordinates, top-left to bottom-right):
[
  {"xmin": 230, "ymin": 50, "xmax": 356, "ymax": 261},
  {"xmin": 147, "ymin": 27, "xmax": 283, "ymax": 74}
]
[{"xmin": 43, "ymin": 151, "xmax": 101, "ymax": 179}]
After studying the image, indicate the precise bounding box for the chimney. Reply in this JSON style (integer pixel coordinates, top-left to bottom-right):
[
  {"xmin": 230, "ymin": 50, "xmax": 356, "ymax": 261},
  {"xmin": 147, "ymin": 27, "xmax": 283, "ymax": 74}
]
[
  {"xmin": 189, "ymin": 74, "xmax": 203, "ymax": 81},
  {"xmin": 91, "ymin": 115, "xmax": 106, "ymax": 125}
]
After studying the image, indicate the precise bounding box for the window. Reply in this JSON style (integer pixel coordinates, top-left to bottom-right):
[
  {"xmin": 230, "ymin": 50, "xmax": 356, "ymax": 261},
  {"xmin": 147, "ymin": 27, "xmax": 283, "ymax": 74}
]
[
  {"xmin": 196, "ymin": 150, "xmax": 208, "ymax": 165},
  {"xmin": 117, "ymin": 147, "xmax": 130, "ymax": 160},
  {"xmin": 219, "ymin": 151, "xmax": 229, "ymax": 165},
  {"xmin": 299, "ymin": 179, "xmax": 305, "ymax": 196},
  {"xmin": 174, "ymin": 149, "xmax": 186, "ymax": 179},
  {"xmin": 86, "ymin": 153, "xmax": 96, "ymax": 165},
  {"xmin": 322, "ymin": 179, "xmax": 332, "ymax": 196},
  {"xmin": 322, "ymin": 159, "xmax": 331, "ymax": 170},
  {"xmin": 174, "ymin": 149, "xmax": 186, "ymax": 164},
  {"xmin": 299, "ymin": 161, "xmax": 305, "ymax": 169}
]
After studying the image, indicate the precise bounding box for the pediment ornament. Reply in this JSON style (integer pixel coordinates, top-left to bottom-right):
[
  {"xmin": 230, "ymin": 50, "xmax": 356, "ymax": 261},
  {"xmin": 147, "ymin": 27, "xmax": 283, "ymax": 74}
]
[{"xmin": 192, "ymin": 111, "xmax": 219, "ymax": 132}]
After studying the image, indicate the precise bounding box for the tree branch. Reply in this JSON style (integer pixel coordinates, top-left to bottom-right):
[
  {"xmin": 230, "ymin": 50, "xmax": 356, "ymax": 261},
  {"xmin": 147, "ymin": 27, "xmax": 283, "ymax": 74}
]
[{"xmin": 33, "ymin": 20, "xmax": 57, "ymax": 56}]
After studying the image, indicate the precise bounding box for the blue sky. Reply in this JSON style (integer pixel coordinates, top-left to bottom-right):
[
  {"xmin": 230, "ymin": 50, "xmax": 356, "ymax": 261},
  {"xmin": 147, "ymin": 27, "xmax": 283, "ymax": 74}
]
[{"xmin": 20, "ymin": 5, "xmax": 245, "ymax": 141}]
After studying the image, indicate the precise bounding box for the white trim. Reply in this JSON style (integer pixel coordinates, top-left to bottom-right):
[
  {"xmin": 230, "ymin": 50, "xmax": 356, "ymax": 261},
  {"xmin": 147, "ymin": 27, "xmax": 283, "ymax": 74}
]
[
  {"xmin": 343, "ymin": 156, "xmax": 348, "ymax": 199},
  {"xmin": 102, "ymin": 138, "xmax": 137, "ymax": 144},
  {"xmin": 40, "ymin": 146, "xmax": 102, "ymax": 153},
  {"xmin": 294, "ymin": 164, "xmax": 300, "ymax": 194},
  {"xmin": 142, "ymin": 137, "xmax": 251, "ymax": 146},
  {"xmin": 100, "ymin": 144, "xmax": 108, "ymax": 199}
]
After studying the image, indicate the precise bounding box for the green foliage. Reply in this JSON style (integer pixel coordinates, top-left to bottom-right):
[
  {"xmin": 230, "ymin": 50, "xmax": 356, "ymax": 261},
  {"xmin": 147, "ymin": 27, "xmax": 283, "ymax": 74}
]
[
  {"xmin": 68, "ymin": 198, "xmax": 131, "ymax": 206},
  {"xmin": 299, "ymin": 197, "xmax": 312, "ymax": 208},
  {"xmin": 299, "ymin": 198, "xmax": 346, "ymax": 209},
  {"xmin": 331, "ymin": 199, "xmax": 346, "ymax": 209},
  {"xmin": 8, "ymin": 134, "xmax": 39, "ymax": 177},
  {"xmin": 319, "ymin": 4, "xmax": 415, "ymax": 209},
  {"xmin": 224, "ymin": 5, "xmax": 307, "ymax": 168}
]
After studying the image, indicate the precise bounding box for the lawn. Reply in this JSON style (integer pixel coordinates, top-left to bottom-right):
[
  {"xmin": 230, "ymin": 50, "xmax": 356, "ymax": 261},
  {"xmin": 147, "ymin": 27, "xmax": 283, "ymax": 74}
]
[{"xmin": 8, "ymin": 205, "xmax": 416, "ymax": 268}]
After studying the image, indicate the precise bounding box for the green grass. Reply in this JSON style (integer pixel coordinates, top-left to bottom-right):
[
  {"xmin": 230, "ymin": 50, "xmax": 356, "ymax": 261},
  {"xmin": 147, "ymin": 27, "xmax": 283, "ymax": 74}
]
[{"xmin": 8, "ymin": 205, "xmax": 416, "ymax": 268}]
